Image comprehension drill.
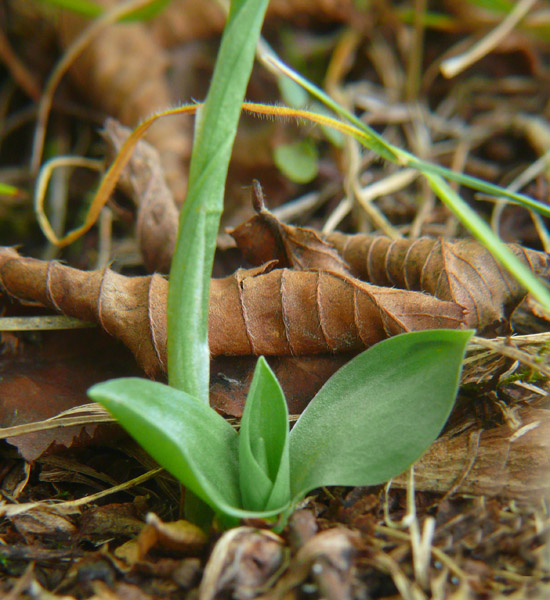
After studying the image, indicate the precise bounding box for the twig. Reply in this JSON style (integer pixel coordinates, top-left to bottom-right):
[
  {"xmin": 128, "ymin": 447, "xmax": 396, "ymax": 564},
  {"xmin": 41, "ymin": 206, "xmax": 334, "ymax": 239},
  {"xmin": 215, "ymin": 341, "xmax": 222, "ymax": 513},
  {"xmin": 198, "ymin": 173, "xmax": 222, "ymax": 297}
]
[
  {"xmin": 30, "ymin": 0, "xmax": 156, "ymax": 174},
  {"xmin": 0, "ymin": 29, "xmax": 41, "ymax": 101},
  {"xmin": 440, "ymin": 0, "xmax": 537, "ymax": 78}
]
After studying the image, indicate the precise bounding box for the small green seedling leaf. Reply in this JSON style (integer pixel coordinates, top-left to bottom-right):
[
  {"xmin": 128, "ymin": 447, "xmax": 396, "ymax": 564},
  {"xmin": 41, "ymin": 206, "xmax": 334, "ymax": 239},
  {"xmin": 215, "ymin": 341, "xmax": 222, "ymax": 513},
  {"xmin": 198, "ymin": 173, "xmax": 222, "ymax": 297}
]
[
  {"xmin": 277, "ymin": 75, "xmax": 309, "ymax": 108},
  {"xmin": 289, "ymin": 329, "xmax": 473, "ymax": 501},
  {"xmin": 273, "ymin": 139, "xmax": 319, "ymax": 184},
  {"xmin": 239, "ymin": 357, "xmax": 290, "ymax": 511}
]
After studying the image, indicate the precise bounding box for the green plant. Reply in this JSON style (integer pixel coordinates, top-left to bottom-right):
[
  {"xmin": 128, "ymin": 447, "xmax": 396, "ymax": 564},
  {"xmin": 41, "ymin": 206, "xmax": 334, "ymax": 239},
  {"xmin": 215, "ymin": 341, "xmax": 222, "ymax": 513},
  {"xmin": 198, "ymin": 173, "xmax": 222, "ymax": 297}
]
[
  {"xmin": 81, "ymin": 0, "xmax": 484, "ymax": 529},
  {"xmin": 89, "ymin": 329, "xmax": 473, "ymax": 526}
]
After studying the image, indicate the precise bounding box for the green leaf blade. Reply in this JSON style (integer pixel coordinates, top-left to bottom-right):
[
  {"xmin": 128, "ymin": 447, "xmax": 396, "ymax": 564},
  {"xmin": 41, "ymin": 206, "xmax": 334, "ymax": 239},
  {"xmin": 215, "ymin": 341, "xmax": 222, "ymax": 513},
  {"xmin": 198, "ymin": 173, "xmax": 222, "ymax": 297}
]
[
  {"xmin": 88, "ymin": 378, "xmax": 241, "ymax": 514},
  {"xmin": 167, "ymin": 0, "xmax": 270, "ymax": 400},
  {"xmin": 239, "ymin": 357, "xmax": 291, "ymax": 511},
  {"xmin": 289, "ymin": 329, "xmax": 473, "ymax": 501},
  {"xmin": 89, "ymin": 377, "xmax": 291, "ymax": 521},
  {"xmin": 273, "ymin": 139, "xmax": 319, "ymax": 184},
  {"xmin": 424, "ymin": 173, "xmax": 550, "ymax": 311}
]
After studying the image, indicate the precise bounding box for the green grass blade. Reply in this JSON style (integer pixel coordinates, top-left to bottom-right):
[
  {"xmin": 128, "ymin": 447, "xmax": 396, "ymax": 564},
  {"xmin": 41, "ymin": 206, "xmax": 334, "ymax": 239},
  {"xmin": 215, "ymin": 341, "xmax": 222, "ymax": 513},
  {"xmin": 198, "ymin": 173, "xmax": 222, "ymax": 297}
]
[
  {"xmin": 402, "ymin": 153, "xmax": 550, "ymax": 218},
  {"xmin": 425, "ymin": 173, "xmax": 550, "ymax": 309},
  {"xmin": 263, "ymin": 50, "xmax": 550, "ymax": 218},
  {"xmin": 167, "ymin": 0, "xmax": 269, "ymax": 399},
  {"xmin": 36, "ymin": 0, "xmax": 172, "ymax": 20},
  {"xmin": 261, "ymin": 45, "xmax": 399, "ymax": 163}
]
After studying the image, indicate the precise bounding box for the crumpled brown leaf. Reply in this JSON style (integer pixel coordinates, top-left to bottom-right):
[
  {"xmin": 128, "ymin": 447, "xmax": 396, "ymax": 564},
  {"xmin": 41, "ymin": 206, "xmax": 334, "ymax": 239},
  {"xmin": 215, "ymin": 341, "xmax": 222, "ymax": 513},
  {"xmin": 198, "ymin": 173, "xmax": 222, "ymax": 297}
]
[
  {"xmin": 199, "ymin": 527, "xmax": 285, "ymax": 600},
  {"xmin": 230, "ymin": 206, "xmax": 550, "ymax": 334},
  {"xmin": 102, "ymin": 124, "xmax": 546, "ymax": 336},
  {"xmin": 0, "ymin": 247, "xmax": 465, "ymax": 378},
  {"xmin": 56, "ymin": 0, "xmax": 191, "ymax": 203},
  {"xmin": 102, "ymin": 119, "xmax": 179, "ymax": 274}
]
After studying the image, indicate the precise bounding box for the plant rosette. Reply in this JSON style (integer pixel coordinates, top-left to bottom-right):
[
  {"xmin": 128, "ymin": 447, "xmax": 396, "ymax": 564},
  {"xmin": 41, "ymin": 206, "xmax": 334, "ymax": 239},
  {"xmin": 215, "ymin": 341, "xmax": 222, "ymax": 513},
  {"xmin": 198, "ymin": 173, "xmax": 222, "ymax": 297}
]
[{"xmin": 89, "ymin": 328, "xmax": 473, "ymax": 528}]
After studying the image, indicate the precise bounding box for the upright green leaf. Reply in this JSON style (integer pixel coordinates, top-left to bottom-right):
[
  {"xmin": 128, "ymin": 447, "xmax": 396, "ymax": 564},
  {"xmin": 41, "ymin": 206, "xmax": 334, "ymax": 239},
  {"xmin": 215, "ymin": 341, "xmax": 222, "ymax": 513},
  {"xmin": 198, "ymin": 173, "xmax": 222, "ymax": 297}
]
[
  {"xmin": 167, "ymin": 0, "xmax": 270, "ymax": 400},
  {"xmin": 288, "ymin": 329, "xmax": 473, "ymax": 501},
  {"xmin": 238, "ymin": 357, "xmax": 290, "ymax": 511}
]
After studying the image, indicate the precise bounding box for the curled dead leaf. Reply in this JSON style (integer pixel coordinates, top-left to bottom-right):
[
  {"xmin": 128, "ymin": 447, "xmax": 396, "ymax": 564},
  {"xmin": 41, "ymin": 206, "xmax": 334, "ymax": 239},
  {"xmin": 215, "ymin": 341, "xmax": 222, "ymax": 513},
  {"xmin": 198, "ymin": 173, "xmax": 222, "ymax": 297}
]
[
  {"xmin": 0, "ymin": 247, "xmax": 465, "ymax": 378},
  {"xmin": 230, "ymin": 207, "xmax": 550, "ymax": 334}
]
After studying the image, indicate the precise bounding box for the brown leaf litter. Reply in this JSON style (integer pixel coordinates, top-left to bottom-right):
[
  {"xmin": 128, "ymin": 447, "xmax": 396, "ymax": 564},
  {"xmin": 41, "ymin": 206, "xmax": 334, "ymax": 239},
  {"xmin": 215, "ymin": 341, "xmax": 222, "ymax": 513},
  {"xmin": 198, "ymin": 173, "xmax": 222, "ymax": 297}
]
[{"xmin": 0, "ymin": 246, "xmax": 466, "ymax": 378}]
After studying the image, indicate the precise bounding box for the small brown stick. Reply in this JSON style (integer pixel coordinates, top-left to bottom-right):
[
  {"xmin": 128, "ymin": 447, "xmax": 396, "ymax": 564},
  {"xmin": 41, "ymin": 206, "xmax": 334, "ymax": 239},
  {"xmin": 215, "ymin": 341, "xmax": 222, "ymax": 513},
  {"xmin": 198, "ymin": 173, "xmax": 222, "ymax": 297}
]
[
  {"xmin": 0, "ymin": 29, "xmax": 41, "ymax": 101},
  {"xmin": 30, "ymin": 0, "xmax": 156, "ymax": 174}
]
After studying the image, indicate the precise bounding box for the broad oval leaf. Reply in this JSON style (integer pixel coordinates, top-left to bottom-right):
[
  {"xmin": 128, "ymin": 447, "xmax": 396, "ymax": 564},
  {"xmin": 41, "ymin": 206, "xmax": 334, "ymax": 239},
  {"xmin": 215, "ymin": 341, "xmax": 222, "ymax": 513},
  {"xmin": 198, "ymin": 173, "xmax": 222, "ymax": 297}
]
[
  {"xmin": 239, "ymin": 357, "xmax": 290, "ymax": 511},
  {"xmin": 288, "ymin": 329, "xmax": 473, "ymax": 500},
  {"xmin": 273, "ymin": 139, "xmax": 318, "ymax": 184}
]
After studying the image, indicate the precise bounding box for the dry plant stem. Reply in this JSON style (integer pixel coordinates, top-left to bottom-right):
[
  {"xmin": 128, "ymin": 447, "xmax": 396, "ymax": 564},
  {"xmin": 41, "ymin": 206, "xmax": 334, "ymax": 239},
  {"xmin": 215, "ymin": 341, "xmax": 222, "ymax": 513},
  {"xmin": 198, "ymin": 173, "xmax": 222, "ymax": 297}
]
[
  {"xmin": 37, "ymin": 102, "xmax": 380, "ymax": 249},
  {"xmin": 470, "ymin": 335, "xmax": 550, "ymax": 379},
  {"xmin": 373, "ymin": 525, "xmax": 469, "ymax": 582},
  {"xmin": 0, "ymin": 405, "xmax": 114, "ymax": 440},
  {"xmin": 0, "ymin": 247, "xmax": 465, "ymax": 378},
  {"xmin": 352, "ymin": 169, "xmax": 417, "ymax": 239},
  {"xmin": 405, "ymin": 0, "xmax": 427, "ymax": 102},
  {"xmin": 0, "ymin": 467, "xmax": 163, "ymax": 518},
  {"xmin": 0, "ymin": 28, "xmax": 41, "ymax": 101},
  {"xmin": 0, "ymin": 315, "xmax": 94, "ymax": 331},
  {"xmin": 440, "ymin": 0, "xmax": 538, "ymax": 78},
  {"xmin": 30, "ymin": 0, "xmax": 156, "ymax": 174},
  {"xmin": 490, "ymin": 148, "xmax": 550, "ymax": 253},
  {"xmin": 34, "ymin": 157, "xmax": 103, "ymax": 247},
  {"xmin": 36, "ymin": 105, "xmax": 197, "ymax": 248}
]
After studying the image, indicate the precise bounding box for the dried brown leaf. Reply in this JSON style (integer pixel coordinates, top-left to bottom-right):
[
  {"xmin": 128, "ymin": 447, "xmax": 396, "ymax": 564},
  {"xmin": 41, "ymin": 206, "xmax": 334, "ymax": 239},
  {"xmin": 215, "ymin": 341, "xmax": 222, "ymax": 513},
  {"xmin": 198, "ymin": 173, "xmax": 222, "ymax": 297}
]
[
  {"xmin": 325, "ymin": 232, "xmax": 550, "ymax": 333},
  {"xmin": 56, "ymin": 0, "xmax": 191, "ymax": 203},
  {"xmin": 229, "ymin": 184, "xmax": 349, "ymax": 275},
  {"xmin": 230, "ymin": 207, "xmax": 550, "ymax": 333},
  {"xmin": 0, "ymin": 329, "xmax": 138, "ymax": 461},
  {"xmin": 210, "ymin": 354, "xmax": 352, "ymax": 418},
  {"xmin": 0, "ymin": 247, "xmax": 465, "ymax": 378},
  {"xmin": 102, "ymin": 119, "xmax": 179, "ymax": 273},
  {"xmin": 151, "ymin": 0, "xmax": 359, "ymax": 48}
]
